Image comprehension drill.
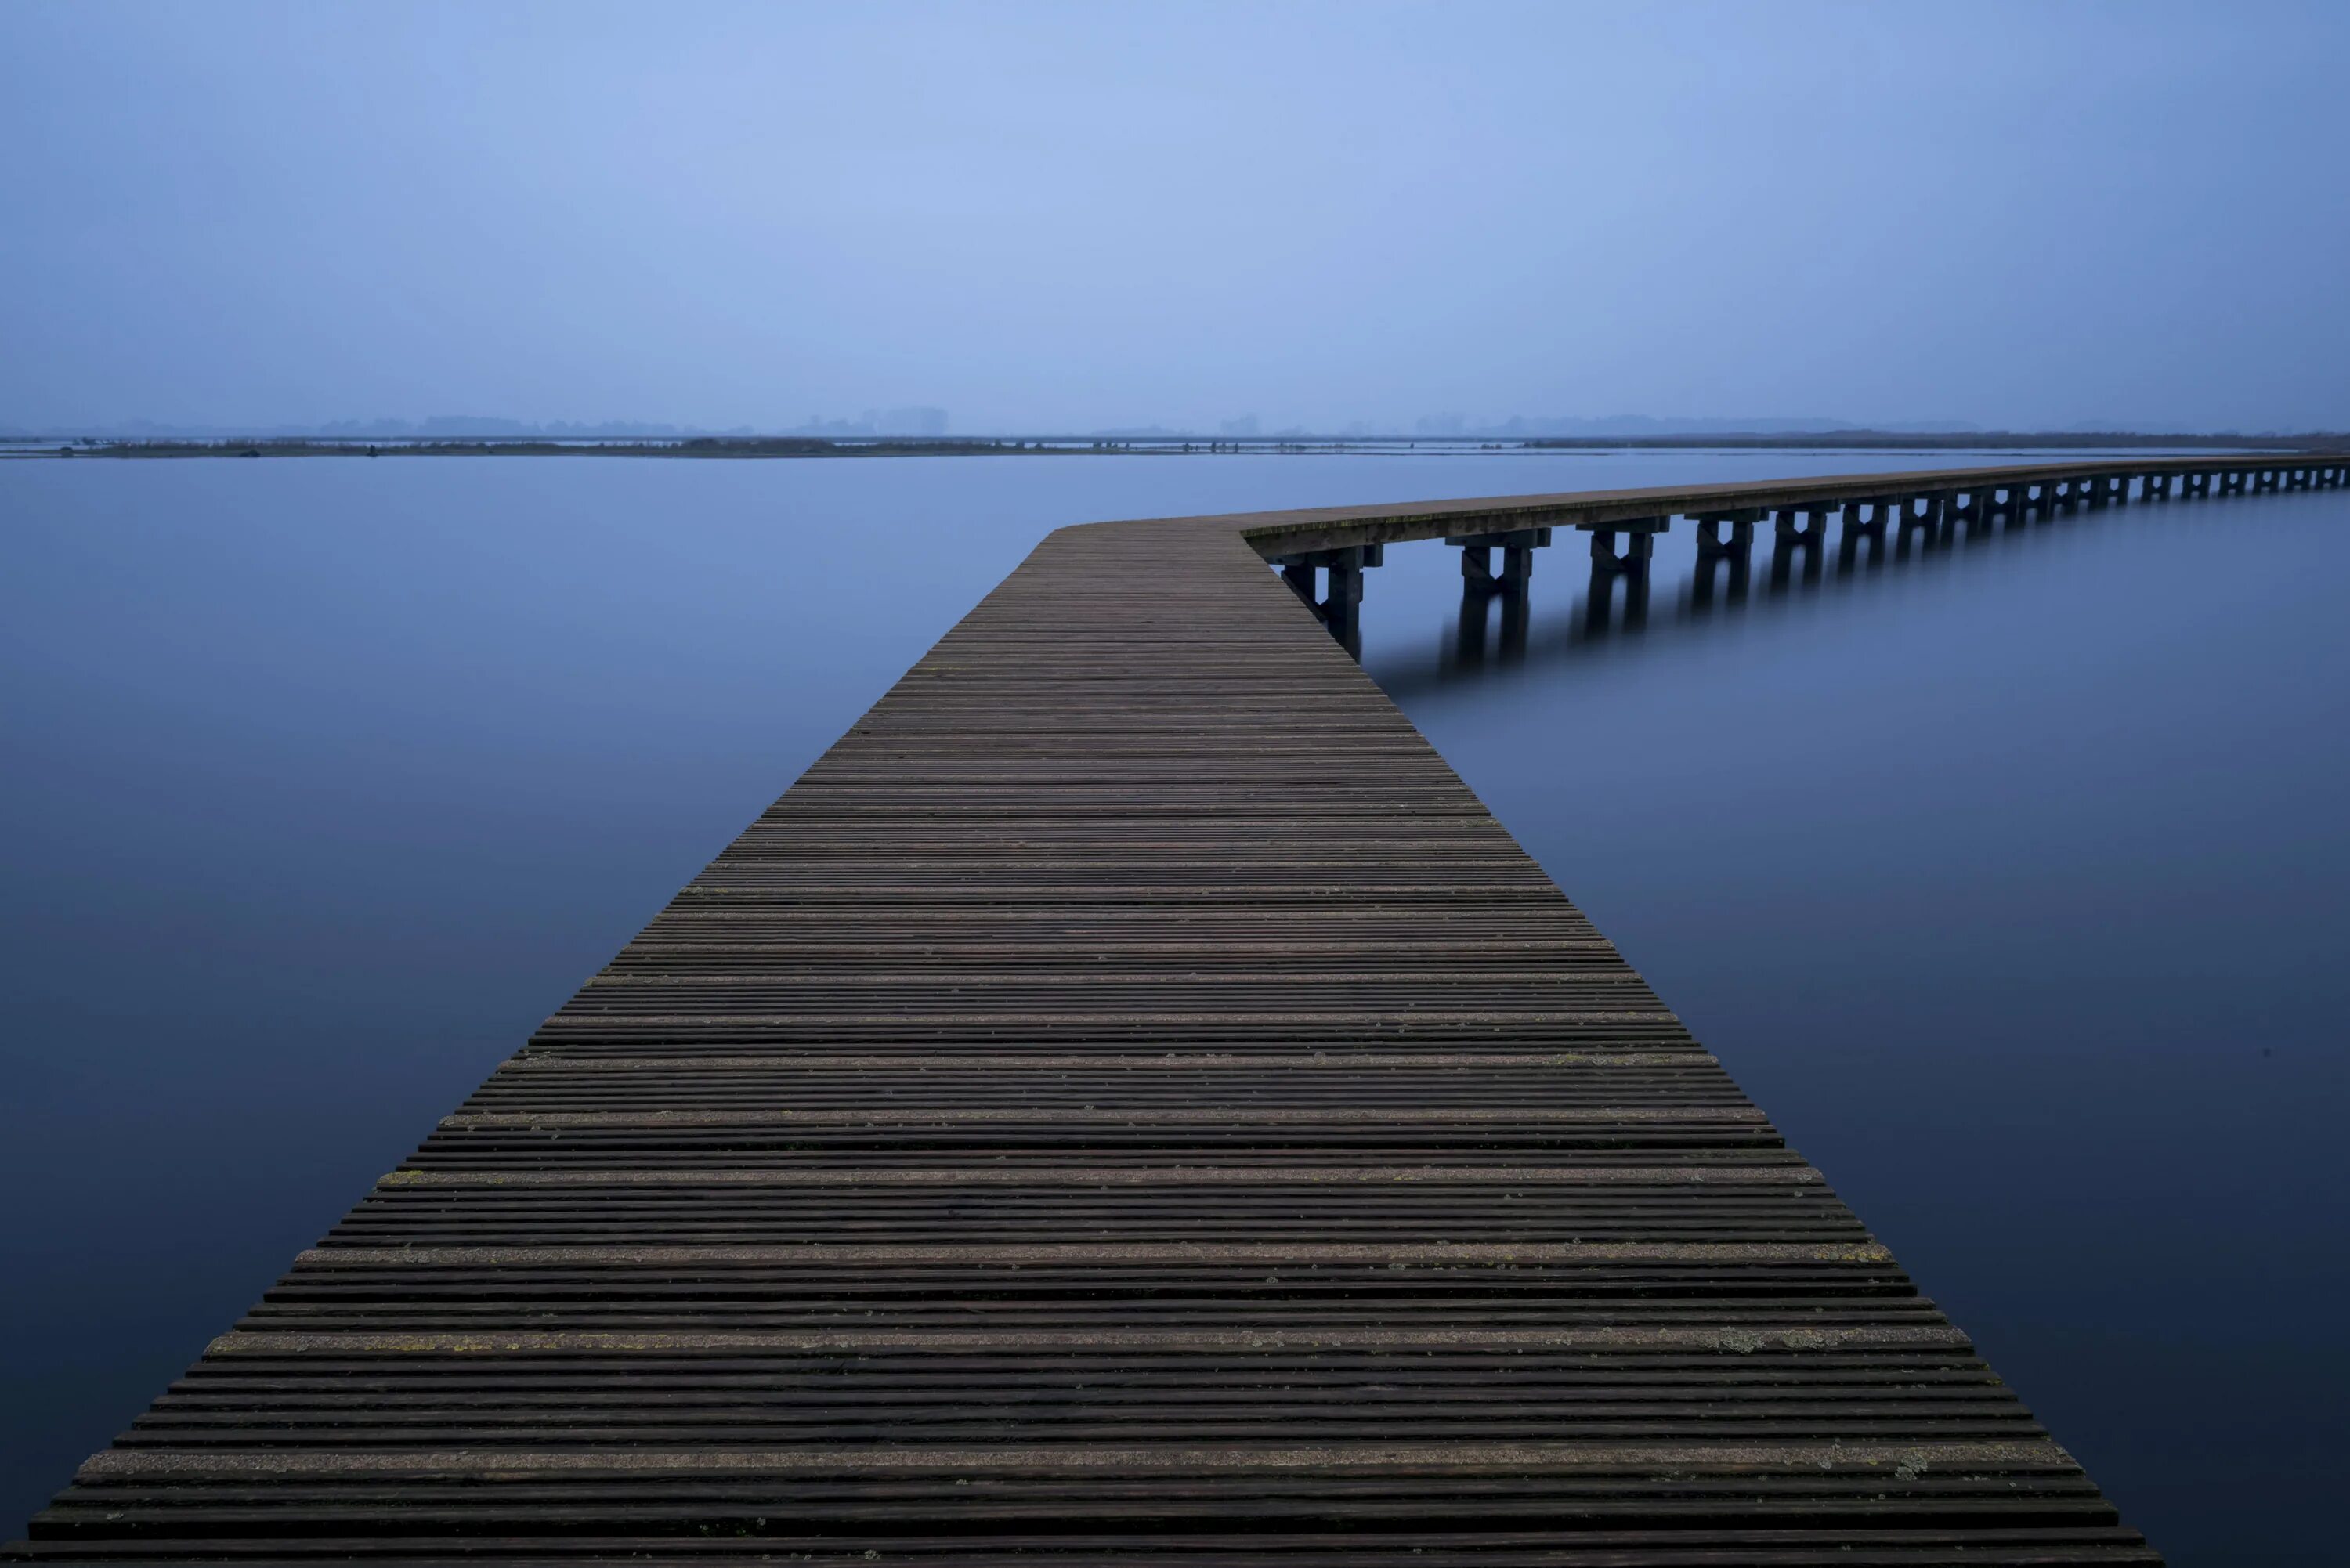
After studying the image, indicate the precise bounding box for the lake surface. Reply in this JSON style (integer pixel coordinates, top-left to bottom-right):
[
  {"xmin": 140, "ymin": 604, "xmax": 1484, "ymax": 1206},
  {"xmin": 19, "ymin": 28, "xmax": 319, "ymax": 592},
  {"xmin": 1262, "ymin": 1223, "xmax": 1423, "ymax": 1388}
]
[{"xmin": 4, "ymin": 451, "xmax": 2345, "ymax": 1563}]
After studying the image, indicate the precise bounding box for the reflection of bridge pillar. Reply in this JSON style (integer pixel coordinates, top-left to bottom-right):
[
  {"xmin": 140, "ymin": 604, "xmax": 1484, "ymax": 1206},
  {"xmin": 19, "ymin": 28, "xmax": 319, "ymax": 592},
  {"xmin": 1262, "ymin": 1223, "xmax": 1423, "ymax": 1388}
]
[
  {"xmin": 1692, "ymin": 547, "xmax": 1749, "ymax": 609},
  {"xmin": 1582, "ymin": 562, "xmax": 1650, "ymax": 635},
  {"xmin": 1494, "ymin": 584, "xmax": 1528, "ymax": 656},
  {"xmin": 1269, "ymin": 544, "xmax": 1382, "ymax": 656}
]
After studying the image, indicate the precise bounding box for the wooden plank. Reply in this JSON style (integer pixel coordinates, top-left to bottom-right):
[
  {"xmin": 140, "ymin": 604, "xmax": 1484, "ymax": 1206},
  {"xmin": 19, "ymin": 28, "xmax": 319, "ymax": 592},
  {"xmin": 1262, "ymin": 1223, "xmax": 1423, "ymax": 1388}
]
[{"xmin": 17, "ymin": 457, "xmax": 2316, "ymax": 1563}]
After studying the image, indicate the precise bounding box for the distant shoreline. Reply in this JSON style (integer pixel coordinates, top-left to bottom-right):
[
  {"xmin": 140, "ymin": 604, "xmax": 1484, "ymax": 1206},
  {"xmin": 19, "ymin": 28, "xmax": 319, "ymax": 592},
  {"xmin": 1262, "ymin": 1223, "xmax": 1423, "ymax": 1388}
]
[{"xmin": 9, "ymin": 431, "xmax": 2345, "ymax": 460}]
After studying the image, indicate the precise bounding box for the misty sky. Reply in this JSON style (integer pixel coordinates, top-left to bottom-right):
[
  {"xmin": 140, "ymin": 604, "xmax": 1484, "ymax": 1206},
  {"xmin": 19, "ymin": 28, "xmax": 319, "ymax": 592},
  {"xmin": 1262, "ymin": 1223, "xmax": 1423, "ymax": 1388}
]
[{"xmin": 4, "ymin": 0, "xmax": 2346, "ymax": 434}]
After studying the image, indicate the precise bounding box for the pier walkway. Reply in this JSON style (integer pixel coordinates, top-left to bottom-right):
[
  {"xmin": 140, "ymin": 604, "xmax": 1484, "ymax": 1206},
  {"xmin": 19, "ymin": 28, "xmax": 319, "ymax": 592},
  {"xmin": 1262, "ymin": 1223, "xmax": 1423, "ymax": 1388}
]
[{"xmin": 13, "ymin": 456, "xmax": 2341, "ymax": 1565}]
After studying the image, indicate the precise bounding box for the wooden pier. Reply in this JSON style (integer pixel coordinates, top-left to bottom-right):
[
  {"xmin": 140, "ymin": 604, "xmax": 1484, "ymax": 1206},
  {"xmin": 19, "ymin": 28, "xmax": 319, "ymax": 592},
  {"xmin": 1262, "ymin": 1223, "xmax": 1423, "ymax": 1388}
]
[{"xmin": 11, "ymin": 457, "xmax": 2341, "ymax": 1564}]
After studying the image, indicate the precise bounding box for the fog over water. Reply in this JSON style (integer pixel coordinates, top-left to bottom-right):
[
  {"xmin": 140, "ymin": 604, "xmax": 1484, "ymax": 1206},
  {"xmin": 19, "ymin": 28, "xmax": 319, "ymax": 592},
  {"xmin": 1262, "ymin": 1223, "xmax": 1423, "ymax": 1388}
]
[
  {"xmin": 2, "ymin": 452, "xmax": 2345, "ymax": 1563},
  {"xmin": 5, "ymin": 2, "xmax": 2348, "ymax": 435}
]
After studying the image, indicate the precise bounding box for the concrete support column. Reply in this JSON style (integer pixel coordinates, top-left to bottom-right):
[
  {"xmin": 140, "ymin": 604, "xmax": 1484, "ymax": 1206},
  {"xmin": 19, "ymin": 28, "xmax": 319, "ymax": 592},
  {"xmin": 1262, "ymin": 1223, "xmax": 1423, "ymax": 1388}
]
[
  {"xmin": 1774, "ymin": 507, "xmax": 1831, "ymax": 544},
  {"xmin": 1586, "ymin": 529, "xmax": 1655, "ymax": 574},
  {"xmin": 1839, "ymin": 498, "xmax": 1892, "ymax": 563},
  {"xmin": 1896, "ymin": 493, "xmax": 1952, "ymax": 552},
  {"xmin": 1769, "ymin": 509, "xmax": 1826, "ymax": 591},
  {"xmin": 1689, "ymin": 513, "xmax": 1756, "ymax": 609},
  {"xmin": 1576, "ymin": 518, "xmax": 1666, "ymax": 579},
  {"xmin": 1694, "ymin": 515, "xmax": 1758, "ymax": 558},
  {"xmin": 1447, "ymin": 527, "xmax": 1550, "ymax": 593},
  {"xmin": 1322, "ymin": 553, "xmax": 1372, "ymax": 655},
  {"xmin": 1270, "ymin": 543, "xmax": 1382, "ymax": 656}
]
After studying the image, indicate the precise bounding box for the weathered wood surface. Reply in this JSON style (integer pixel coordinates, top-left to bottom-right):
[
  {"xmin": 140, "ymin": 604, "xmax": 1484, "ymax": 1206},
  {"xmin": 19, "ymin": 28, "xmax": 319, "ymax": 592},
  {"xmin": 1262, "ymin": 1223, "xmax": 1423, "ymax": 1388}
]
[{"xmin": 20, "ymin": 457, "xmax": 2317, "ymax": 1563}]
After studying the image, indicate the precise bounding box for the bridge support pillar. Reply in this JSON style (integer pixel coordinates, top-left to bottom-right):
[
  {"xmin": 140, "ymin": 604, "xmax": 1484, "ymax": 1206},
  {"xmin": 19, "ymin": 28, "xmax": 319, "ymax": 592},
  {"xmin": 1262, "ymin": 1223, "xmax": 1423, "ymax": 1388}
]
[
  {"xmin": 1774, "ymin": 507, "xmax": 1832, "ymax": 545},
  {"xmin": 1690, "ymin": 513, "xmax": 1757, "ymax": 609},
  {"xmin": 1269, "ymin": 544, "xmax": 1382, "ymax": 655},
  {"xmin": 1579, "ymin": 518, "xmax": 1665, "ymax": 576},
  {"xmin": 1896, "ymin": 493, "xmax": 1953, "ymax": 555},
  {"xmin": 1694, "ymin": 513, "xmax": 1759, "ymax": 557},
  {"xmin": 1843, "ymin": 497, "xmax": 1896, "ymax": 533},
  {"xmin": 1838, "ymin": 499, "xmax": 1893, "ymax": 570},
  {"xmin": 1769, "ymin": 508, "xmax": 1828, "ymax": 589},
  {"xmin": 1447, "ymin": 527, "xmax": 1550, "ymax": 594}
]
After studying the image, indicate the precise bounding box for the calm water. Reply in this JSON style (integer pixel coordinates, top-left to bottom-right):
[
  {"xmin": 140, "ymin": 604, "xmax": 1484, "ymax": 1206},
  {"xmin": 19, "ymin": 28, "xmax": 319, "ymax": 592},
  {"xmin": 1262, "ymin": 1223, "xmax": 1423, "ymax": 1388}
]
[{"xmin": 3, "ymin": 453, "xmax": 2345, "ymax": 1562}]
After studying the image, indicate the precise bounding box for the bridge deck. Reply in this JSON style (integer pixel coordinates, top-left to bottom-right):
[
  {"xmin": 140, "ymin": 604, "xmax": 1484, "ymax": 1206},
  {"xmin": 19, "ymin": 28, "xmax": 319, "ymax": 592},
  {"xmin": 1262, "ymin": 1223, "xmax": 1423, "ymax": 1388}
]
[{"xmin": 24, "ymin": 457, "xmax": 2330, "ymax": 1563}]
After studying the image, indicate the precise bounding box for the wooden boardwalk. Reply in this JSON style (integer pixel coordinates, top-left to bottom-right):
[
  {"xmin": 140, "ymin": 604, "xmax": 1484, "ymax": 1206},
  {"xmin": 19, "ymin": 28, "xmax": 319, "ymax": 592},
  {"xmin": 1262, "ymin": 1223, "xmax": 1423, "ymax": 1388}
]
[{"xmin": 18, "ymin": 457, "xmax": 2341, "ymax": 1564}]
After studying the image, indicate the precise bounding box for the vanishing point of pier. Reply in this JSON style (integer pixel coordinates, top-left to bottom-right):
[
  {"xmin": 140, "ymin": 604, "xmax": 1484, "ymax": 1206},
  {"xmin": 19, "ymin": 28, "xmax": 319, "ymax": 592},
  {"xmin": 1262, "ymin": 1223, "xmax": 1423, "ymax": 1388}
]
[{"xmin": 12, "ymin": 457, "xmax": 2342, "ymax": 1565}]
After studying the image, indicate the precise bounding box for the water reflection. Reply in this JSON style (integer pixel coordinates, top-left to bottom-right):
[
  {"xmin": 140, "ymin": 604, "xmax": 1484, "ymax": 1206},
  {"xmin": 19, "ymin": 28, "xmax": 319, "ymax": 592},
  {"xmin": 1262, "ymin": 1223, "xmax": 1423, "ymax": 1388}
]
[
  {"xmin": 1452, "ymin": 576, "xmax": 1530, "ymax": 663},
  {"xmin": 1398, "ymin": 488, "xmax": 2189, "ymax": 697}
]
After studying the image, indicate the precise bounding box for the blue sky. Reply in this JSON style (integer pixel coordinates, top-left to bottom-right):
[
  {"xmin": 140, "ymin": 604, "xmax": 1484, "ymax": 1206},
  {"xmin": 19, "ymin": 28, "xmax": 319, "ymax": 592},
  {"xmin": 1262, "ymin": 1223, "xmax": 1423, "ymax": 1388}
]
[{"xmin": 3, "ymin": 0, "xmax": 2345, "ymax": 432}]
